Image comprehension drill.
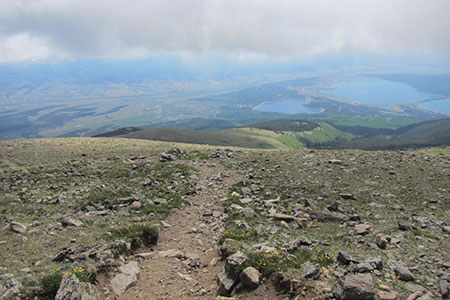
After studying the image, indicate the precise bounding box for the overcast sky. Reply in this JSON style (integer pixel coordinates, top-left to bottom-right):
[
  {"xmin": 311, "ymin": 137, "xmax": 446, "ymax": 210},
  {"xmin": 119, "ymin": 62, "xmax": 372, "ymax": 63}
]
[{"xmin": 1, "ymin": 0, "xmax": 449, "ymax": 63}]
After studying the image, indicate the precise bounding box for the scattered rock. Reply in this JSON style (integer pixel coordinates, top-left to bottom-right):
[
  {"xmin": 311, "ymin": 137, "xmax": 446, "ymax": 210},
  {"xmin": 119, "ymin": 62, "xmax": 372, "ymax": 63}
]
[
  {"xmin": 239, "ymin": 267, "xmax": 260, "ymax": 289},
  {"xmin": 417, "ymin": 293, "xmax": 434, "ymax": 300},
  {"xmin": 406, "ymin": 291, "xmax": 424, "ymax": 300},
  {"xmin": 302, "ymin": 263, "xmax": 321, "ymax": 280},
  {"xmin": 55, "ymin": 273, "xmax": 98, "ymax": 300},
  {"xmin": 239, "ymin": 197, "xmax": 253, "ymax": 204},
  {"xmin": 376, "ymin": 234, "xmax": 389, "ymax": 249},
  {"xmin": 394, "ymin": 265, "xmax": 415, "ymax": 281},
  {"xmin": 355, "ymin": 224, "xmax": 371, "ymax": 235},
  {"xmin": 217, "ymin": 270, "xmax": 237, "ymax": 296},
  {"xmin": 335, "ymin": 274, "xmax": 375, "ymax": 300},
  {"xmin": 225, "ymin": 251, "xmax": 248, "ymax": 276},
  {"xmin": 398, "ymin": 223, "xmax": 415, "ymax": 231},
  {"xmin": 217, "ymin": 251, "xmax": 248, "ymax": 296},
  {"xmin": 350, "ymin": 262, "xmax": 374, "ymax": 273},
  {"xmin": 161, "ymin": 220, "xmax": 171, "ymax": 228},
  {"xmin": 239, "ymin": 208, "xmax": 255, "ymax": 218},
  {"xmin": 337, "ymin": 250, "xmax": 354, "ymax": 265},
  {"xmin": 283, "ymin": 236, "xmax": 312, "ymax": 250},
  {"xmin": 340, "ymin": 193, "xmax": 355, "ymax": 200},
  {"xmin": 10, "ymin": 221, "xmax": 26, "ymax": 233},
  {"xmin": 158, "ymin": 249, "xmax": 184, "ymax": 258},
  {"xmin": 270, "ymin": 213, "xmax": 296, "ymax": 222},
  {"xmin": 159, "ymin": 152, "xmax": 177, "ymax": 162},
  {"xmin": 378, "ymin": 290, "xmax": 398, "ymax": 300},
  {"xmin": 309, "ymin": 209, "xmax": 345, "ymax": 222},
  {"xmin": 60, "ymin": 217, "xmax": 83, "ymax": 227},
  {"xmin": 442, "ymin": 226, "xmax": 450, "ymax": 234},
  {"xmin": 0, "ymin": 274, "xmax": 23, "ymax": 299},
  {"xmin": 111, "ymin": 261, "xmax": 140, "ymax": 296},
  {"xmin": 440, "ymin": 277, "xmax": 449, "ymax": 298}
]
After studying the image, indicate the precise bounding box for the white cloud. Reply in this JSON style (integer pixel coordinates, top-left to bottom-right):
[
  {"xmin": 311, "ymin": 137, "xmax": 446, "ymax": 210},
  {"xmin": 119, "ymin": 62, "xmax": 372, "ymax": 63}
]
[{"xmin": 0, "ymin": 0, "xmax": 449, "ymax": 62}]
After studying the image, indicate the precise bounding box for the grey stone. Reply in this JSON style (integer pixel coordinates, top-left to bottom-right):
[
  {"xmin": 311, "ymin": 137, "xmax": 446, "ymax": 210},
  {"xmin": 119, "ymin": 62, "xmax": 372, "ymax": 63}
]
[
  {"xmin": 355, "ymin": 224, "xmax": 371, "ymax": 235},
  {"xmin": 55, "ymin": 273, "xmax": 97, "ymax": 300},
  {"xmin": 158, "ymin": 249, "xmax": 184, "ymax": 258},
  {"xmin": 159, "ymin": 152, "xmax": 177, "ymax": 162},
  {"xmin": 239, "ymin": 267, "xmax": 260, "ymax": 289},
  {"xmin": 302, "ymin": 263, "xmax": 321, "ymax": 280},
  {"xmin": 60, "ymin": 217, "xmax": 83, "ymax": 227},
  {"xmin": 270, "ymin": 213, "xmax": 296, "ymax": 222},
  {"xmin": 309, "ymin": 209, "xmax": 345, "ymax": 222},
  {"xmin": 119, "ymin": 261, "xmax": 140, "ymax": 278},
  {"xmin": 239, "ymin": 197, "xmax": 253, "ymax": 204},
  {"xmin": 405, "ymin": 282, "xmax": 426, "ymax": 293},
  {"xmin": 337, "ymin": 250, "xmax": 353, "ymax": 265},
  {"xmin": 240, "ymin": 208, "xmax": 255, "ymax": 218},
  {"xmin": 10, "ymin": 222, "xmax": 26, "ymax": 233},
  {"xmin": 394, "ymin": 265, "xmax": 415, "ymax": 281},
  {"xmin": 336, "ymin": 274, "xmax": 375, "ymax": 300},
  {"xmin": 225, "ymin": 251, "xmax": 248, "ymax": 277},
  {"xmin": 416, "ymin": 293, "xmax": 433, "ymax": 300},
  {"xmin": 111, "ymin": 273, "xmax": 137, "ymax": 296},
  {"xmin": 111, "ymin": 261, "xmax": 140, "ymax": 295},
  {"xmin": 339, "ymin": 193, "xmax": 355, "ymax": 200},
  {"xmin": 217, "ymin": 270, "xmax": 237, "ymax": 296},
  {"xmin": 376, "ymin": 234, "xmax": 388, "ymax": 249},
  {"xmin": 161, "ymin": 220, "xmax": 171, "ymax": 228},
  {"xmin": 443, "ymin": 226, "xmax": 450, "ymax": 234},
  {"xmin": 398, "ymin": 223, "xmax": 415, "ymax": 231},
  {"xmin": 241, "ymin": 187, "xmax": 252, "ymax": 196},
  {"xmin": 351, "ymin": 262, "xmax": 374, "ymax": 273},
  {"xmin": 0, "ymin": 274, "xmax": 23, "ymax": 299},
  {"xmin": 365, "ymin": 258, "xmax": 383, "ymax": 271},
  {"xmin": 283, "ymin": 236, "xmax": 312, "ymax": 250},
  {"xmin": 440, "ymin": 279, "xmax": 449, "ymax": 298}
]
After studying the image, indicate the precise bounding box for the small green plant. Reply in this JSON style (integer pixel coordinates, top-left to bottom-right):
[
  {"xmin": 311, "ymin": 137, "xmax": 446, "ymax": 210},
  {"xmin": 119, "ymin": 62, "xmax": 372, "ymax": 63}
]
[
  {"xmin": 218, "ymin": 228, "xmax": 257, "ymax": 245},
  {"xmin": 40, "ymin": 267, "xmax": 91, "ymax": 297},
  {"xmin": 109, "ymin": 223, "xmax": 158, "ymax": 246},
  {"xmin": 40, "ymin": 272, "xmax": 62, "ymax": 297},
  {"xmin": 313, "ymin": 249, "xmax": 333, "ymax": 267},
  {"xmin": 197, "ymin": 152, "xmax": 209, "ymax": 159},
  {"xmin": 243, "ymin": 252, "xmax": 305, "ymax": 276}
]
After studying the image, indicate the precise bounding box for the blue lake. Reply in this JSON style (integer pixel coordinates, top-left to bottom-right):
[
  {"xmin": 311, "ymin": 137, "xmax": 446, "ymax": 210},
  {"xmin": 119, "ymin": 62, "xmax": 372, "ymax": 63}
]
[
  {"xmin": 419, "ymin": 99, "xmax": 450, "ymax": 115},
  {"xmin": 320, "ymin": 79, "xmax": 434, "ymax": 106},
  {"xmin": 255, "ymin": 100, "xmax": 321, "ymax": 114}
]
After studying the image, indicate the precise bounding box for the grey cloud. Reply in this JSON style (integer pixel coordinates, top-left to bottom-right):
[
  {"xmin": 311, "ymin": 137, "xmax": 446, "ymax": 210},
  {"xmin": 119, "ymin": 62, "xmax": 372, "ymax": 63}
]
[{"xmin": 0, "ymin": 0, "xmax": 449, "ymax": 62}]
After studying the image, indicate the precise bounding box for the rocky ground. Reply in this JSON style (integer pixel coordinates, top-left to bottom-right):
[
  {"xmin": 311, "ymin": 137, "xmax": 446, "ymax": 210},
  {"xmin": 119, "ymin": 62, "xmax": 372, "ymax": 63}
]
[{"xmin": 0, "ymin": 138, "xmax": 448, "ymax": 299}]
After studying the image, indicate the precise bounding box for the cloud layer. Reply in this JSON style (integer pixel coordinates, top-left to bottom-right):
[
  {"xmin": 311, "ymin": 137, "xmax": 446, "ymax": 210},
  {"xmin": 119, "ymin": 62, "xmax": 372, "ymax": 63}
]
[{"xmin": 1, "ymin": 0, "xmax": 449, "ymax": 62}]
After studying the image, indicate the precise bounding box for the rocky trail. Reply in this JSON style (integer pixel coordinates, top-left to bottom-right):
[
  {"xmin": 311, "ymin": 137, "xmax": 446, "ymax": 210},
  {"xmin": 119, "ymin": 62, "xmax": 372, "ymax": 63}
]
[
  {"xmin": 1, "ymin": 139, "xmax": 449, "ymax": 300},
  {"xmin": 102, "ymin": 160, "xmax": 241, "ymax": 299}
]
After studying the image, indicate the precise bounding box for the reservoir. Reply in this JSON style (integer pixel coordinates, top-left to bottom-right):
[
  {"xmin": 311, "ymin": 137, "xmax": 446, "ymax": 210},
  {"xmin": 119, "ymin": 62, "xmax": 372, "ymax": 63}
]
[
  {"xmin": 255, "ymin": 100, "xmax": 321, "ymax": 114},
  {"xmin": 320, "ymin": 79, "xmax": 434, "ymax": 106},
  {"xmin": 419, "ymin": 99, "xmax": 450, "ymax": 115}
]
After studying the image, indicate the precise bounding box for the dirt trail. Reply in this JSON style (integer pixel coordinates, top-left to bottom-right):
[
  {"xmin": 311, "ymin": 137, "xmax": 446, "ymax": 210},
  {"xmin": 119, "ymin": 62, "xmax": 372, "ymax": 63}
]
[{"xmin": 115, "ymin": 159, "xmax": 239, "ymax": 300}]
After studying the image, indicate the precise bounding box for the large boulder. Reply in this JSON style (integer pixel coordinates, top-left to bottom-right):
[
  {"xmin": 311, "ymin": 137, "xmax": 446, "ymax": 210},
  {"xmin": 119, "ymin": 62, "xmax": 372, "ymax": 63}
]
[
  {"xmin": 217, "ymin": 271, "xmax": 237, "ymax": 296},
  {"xmin": 239, "ymin": 267, "xmax": 260, "ymax": 289},
  {"xmin": 55, "ymin": 273, "xmax": 97, "ymax": 300},
  {"xmin": 394, "ymin": 265, "xmax": 415, "ymax": 281},
  {"xmin": 111, "ymin": 261, "xmax": 140, "ymax": 296},
  {"xmin": 335, "ymin": 274, "xmax": 375, "ymax": 300},
  {"xmin": 217, "ymin": 251, "xmax": 248, "ymax": 296}
]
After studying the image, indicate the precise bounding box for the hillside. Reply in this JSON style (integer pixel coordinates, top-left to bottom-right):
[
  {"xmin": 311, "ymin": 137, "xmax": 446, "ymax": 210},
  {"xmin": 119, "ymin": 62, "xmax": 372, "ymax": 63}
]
[
  {"xmin": 97, "ymin": 120, "xmax": 354, "ymax": 149},
  {"xmin": 328, "ymin": 118, "xmax": 450, "ymax": 150},
  {"xmin": 0, "ymin": 138, "xmax": 448, "ymax": 299}
]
